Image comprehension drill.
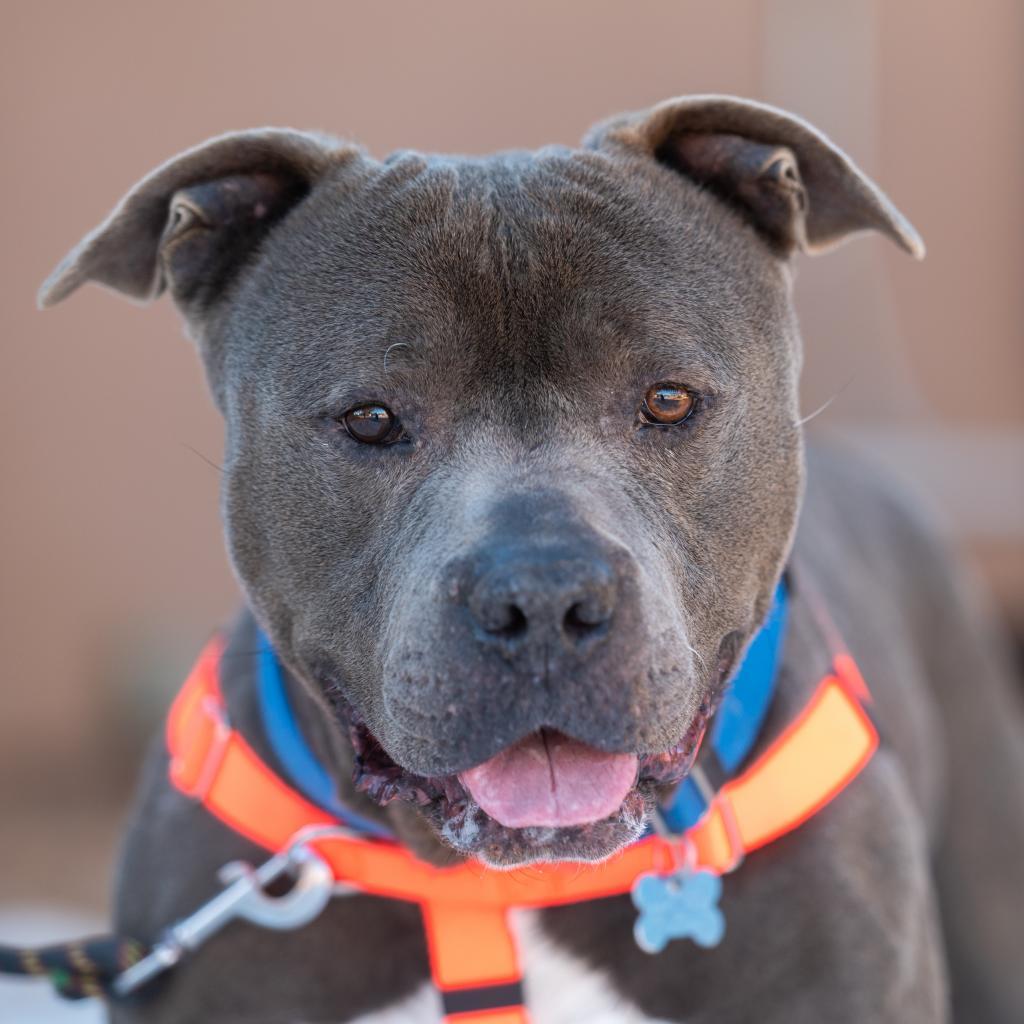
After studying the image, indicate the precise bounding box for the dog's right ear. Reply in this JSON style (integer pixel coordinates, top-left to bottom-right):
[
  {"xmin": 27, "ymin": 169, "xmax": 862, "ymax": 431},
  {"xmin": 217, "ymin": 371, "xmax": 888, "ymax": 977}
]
[{"xmin": 38, "ymin": 129, "xmax": 352, "ymax": 312}]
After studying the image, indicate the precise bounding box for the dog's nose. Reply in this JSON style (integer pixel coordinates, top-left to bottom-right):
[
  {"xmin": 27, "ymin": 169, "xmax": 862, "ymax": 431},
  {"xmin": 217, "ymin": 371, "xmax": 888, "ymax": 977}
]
[{"xmin": 467, "ymin": 554, "xmax": 616, "ymax": 656}]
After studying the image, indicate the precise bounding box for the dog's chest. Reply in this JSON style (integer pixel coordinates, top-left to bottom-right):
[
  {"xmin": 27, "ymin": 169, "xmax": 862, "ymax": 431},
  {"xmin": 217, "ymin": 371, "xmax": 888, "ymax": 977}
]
[{"xmin": 345, "ymin": 911, "xmax": 674, "ymax": 1024}]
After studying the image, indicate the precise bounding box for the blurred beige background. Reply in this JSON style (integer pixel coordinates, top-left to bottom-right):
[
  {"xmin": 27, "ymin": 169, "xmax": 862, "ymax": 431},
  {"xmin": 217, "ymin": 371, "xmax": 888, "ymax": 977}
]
[{"xmin": 1, "ymin": 0, "xmax": 1021, "ymax": 944}]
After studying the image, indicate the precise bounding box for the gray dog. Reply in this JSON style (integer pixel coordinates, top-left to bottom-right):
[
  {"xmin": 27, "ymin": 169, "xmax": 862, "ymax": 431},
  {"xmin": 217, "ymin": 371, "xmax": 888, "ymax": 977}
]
[{"xmin": 40, "ymin": 96, "xmax": 1024, "ymax": 1023}]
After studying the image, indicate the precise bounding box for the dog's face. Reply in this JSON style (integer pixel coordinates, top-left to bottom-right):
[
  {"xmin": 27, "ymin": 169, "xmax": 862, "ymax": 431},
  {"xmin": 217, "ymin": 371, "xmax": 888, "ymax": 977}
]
[
  {"xmin": 219, "ymin": 148, "xmax": 805, "ymax": 866},
  {"xmin": 41, "ymin": 97, "xmax": 921, "ymax": 867}
]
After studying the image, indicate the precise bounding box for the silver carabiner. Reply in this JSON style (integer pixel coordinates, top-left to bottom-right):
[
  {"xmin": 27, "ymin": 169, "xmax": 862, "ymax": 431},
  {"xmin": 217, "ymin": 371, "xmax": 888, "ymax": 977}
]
[
  {"xmin": 113, "ymin": 826, "xmax": 351, "ymax": 996},
  {"xmin": 217, "ymin": 842, "xmax": 334, "ymax": 930}
]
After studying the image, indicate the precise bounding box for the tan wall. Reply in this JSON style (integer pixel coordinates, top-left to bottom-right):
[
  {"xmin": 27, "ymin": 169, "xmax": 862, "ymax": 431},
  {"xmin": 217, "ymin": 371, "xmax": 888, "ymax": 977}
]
[{"xmin": 2, "ymin": 0, "xmax": 1021, "ymax": 803}]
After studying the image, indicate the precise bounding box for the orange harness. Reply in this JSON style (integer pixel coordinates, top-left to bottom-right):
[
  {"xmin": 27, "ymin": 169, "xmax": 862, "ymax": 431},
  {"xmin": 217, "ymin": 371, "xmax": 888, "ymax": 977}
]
[{"xmin": 165, "ymin": 638, "xmax": 877, "ymax": 1023}]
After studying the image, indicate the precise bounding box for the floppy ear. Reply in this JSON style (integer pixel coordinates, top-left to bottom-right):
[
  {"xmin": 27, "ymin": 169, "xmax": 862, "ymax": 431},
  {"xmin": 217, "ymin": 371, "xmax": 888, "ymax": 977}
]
[
  {"xmin": 586, "ymin": 94, "xmax": 924, "ymax": 259},
  {"xmin": 38, "ymin": 128, "xmax": 352, "ymax": 311}
]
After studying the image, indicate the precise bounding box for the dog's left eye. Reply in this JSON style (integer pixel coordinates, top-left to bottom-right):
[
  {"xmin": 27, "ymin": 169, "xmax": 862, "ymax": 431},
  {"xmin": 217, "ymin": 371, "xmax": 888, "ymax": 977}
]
[
  {"xmin": 641, "ymin": 384, "xmax": 697, "ymax": 425},
  {"xmin": 341, "ymin": 404, "xmax": 404, "ymax": 445}
]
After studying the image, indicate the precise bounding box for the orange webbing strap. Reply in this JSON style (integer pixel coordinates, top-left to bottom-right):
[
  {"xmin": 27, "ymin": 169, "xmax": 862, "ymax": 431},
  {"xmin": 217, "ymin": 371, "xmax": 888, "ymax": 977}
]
[
  {"xmin": 421, "ymin": 902, "xmax": 529, "ymax": 1023},
  {"xmin": 167, "ymin": 639, "xmax": 338, "ymax": 847},
  {"xmin": 166, "ymin": 637, "xmax": 877, "ymax": 1022},
  {"xmin": 688, "ymin": 663, "xmax": 878, "ymax": 871}
]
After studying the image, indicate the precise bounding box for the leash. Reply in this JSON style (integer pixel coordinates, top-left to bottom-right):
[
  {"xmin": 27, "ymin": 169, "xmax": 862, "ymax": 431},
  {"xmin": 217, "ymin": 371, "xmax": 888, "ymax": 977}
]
[
  {"xmin": 0, "ymin": 935, "xmax": 146, "ymax": 1000},
  {"xmin": 0, "ymin": 825, "xmax": 355, "ymax": 1003}
]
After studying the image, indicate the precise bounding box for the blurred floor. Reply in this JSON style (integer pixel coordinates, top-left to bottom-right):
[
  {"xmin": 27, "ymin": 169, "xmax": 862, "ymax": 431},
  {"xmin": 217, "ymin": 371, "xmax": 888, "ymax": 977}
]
[{"xmin": 0, "ymin": 797, "xmax": 126, "ymax": 1020}]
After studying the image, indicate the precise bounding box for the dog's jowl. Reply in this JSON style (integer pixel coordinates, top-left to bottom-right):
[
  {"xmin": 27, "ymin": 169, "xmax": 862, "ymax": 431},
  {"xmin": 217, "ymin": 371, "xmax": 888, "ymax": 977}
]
[{"xmin": 40, "ymin": 96, "xmax": 1024, "ymax": 1023}]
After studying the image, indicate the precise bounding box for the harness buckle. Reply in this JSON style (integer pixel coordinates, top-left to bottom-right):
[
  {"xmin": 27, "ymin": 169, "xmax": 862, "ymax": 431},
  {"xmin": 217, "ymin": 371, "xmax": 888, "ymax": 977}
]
[
  {"xmin": 690, "ymin": 765, "xmax": 745, "ymax": 874},
  {"xmin": 185, "ymin": 695, "xmax": 233, "ymax": 801},
  {"xmin": 169, "ymin": 691, "xmax": 234, "ymax": 802}
]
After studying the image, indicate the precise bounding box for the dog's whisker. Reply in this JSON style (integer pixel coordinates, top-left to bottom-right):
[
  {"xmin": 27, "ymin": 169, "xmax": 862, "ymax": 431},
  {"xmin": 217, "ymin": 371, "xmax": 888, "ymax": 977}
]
[
  {"xmin": 382, "ymin": 341, "xmax": 411, "ymax": 373},
  {"xmin": 794, "ymin": 375, "xmax": 857, "ymax": 428},
  {"xmin": 794, "ymin": 396, "xmax": 836, "ymax": 428},
  {"xmin": 684, "ymin": 641, "xmax": 708, "ymax": 677},
  {"xmin": 180, "ymin": 442, "xmax": 224, "ymax": 474}
]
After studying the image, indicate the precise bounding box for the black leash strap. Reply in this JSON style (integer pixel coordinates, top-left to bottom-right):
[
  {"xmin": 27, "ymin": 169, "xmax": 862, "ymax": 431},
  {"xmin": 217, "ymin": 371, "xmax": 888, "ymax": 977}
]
[
  {"xmin": 0, "ymin": 936, "xmax": 147, "ymax": 1000},
  {"xmin": 0, "ymin": 828, "xmax": 343, "ymax": 1003}
]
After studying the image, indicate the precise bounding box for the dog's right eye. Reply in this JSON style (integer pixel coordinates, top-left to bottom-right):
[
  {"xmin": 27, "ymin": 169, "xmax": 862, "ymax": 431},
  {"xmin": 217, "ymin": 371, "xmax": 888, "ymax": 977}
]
[
  {"xmin": 341, "ymin": 404, "xmax": 404, "ymax": 445},
  {"xmin": 641, "ymin": 384, "xmax": 697, "ymax": 426}
]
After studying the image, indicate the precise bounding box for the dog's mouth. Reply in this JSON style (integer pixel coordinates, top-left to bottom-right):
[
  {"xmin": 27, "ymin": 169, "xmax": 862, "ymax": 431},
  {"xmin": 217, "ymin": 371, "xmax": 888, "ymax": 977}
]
[{"xmin": 331, "ymin": 693, "xmax": 711, "ymax": 867}]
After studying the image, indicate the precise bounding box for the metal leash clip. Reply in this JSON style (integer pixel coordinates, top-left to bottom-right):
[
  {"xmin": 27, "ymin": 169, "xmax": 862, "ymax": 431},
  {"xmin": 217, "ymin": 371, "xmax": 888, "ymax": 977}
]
[{"xmin": 113, "ymin": 825, "xmax": 352, "ymax": 996}]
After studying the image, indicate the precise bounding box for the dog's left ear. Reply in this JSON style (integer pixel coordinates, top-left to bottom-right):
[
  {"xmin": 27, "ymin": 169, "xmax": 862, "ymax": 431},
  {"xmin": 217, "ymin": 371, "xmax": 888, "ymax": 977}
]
[{"xmin": 586, "ymin": 94, "xmax": 924, "ymax": 259}]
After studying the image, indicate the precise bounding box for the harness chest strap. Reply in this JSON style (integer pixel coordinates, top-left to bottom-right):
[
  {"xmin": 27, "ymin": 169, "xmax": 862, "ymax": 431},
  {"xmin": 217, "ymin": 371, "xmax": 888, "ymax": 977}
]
[{"xmin": 167, "ymin": 640, "xmax": 877, "ymax": 1023}]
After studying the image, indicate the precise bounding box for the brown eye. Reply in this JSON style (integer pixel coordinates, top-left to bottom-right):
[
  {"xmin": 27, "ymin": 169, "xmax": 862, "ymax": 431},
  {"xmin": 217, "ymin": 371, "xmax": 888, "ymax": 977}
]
[
  {"xmin": 642, "ymin": 384, "xmax": 696, "ymax": 425},
  {"xmin": 342, "ymin": 404, "xmax": 402, "ymax": 445}
]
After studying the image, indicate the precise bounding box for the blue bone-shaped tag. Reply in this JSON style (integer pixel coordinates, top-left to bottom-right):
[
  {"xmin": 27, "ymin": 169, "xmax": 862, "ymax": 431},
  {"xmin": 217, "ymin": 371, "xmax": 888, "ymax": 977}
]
[{"xmin": 631, "ymin": 869, "xmax": 725, "ymax": 953}]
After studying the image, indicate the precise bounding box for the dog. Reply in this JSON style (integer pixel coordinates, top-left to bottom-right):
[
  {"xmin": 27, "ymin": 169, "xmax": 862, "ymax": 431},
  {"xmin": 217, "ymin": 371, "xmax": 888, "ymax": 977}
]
[{"xmin": 39, "ymin": 95, "xmax": 1024, "ymax": 1023}]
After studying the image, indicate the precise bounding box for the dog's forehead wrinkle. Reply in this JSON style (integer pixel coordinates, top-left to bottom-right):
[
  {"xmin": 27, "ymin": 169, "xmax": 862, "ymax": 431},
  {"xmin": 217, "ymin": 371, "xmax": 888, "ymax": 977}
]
[{"xmin": 224, "ymin": 141, "xmax": 795, "ymax": 430}]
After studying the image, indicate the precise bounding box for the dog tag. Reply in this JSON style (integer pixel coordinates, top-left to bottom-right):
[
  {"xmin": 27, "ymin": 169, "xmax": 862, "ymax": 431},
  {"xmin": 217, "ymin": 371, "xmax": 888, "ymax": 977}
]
[{"xmin": 631, "ymin": 868, "xmax": 725, "ymax": 953}]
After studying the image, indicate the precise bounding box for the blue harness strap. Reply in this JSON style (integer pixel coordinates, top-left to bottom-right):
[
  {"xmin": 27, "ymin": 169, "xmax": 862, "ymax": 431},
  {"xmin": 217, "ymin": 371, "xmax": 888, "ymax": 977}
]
[
  {"xmin": 657, "ymin": 579, "xmax": 789, "ymax": 834},
  {"xmin": 257, "ymin": 579, "xmax": 789, "ymax": 843},
  {"xmin": 255, "ymin": 630, "xmax": 393, "ymax": 839}
]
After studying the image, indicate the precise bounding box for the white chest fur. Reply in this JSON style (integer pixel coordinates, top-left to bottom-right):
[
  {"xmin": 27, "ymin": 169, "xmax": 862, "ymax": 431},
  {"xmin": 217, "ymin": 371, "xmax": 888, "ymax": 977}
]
[{"xmin": 345, "ymin": 910, "xmax": 675, "ymax": 1024}]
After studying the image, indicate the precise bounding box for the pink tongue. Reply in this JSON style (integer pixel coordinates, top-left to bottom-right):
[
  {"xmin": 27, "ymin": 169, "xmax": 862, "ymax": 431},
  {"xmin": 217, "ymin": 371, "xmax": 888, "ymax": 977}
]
[{"xmin": 459, "ymin": 732, "xmax": 638, "ymax": 829}]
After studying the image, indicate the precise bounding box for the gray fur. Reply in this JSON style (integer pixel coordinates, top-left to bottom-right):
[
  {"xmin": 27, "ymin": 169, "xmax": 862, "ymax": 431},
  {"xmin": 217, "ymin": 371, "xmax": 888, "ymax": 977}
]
[{"xmin": 40, "ymin": 95, "xmax": 1022, "ymax": 1021}]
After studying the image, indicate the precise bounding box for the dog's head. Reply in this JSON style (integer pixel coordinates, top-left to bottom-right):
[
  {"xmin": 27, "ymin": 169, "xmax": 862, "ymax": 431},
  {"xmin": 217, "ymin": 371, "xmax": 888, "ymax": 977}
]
[{"xmin": 41, "ymin": 97, "xmax": 921, "ymax": 867}]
